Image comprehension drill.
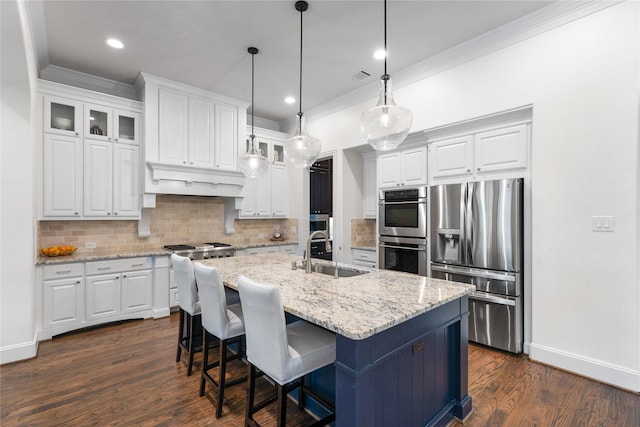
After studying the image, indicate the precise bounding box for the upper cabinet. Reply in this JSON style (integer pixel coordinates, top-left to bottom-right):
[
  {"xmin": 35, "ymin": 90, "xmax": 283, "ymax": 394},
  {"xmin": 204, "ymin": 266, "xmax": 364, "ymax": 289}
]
[
  {"xmin": 137, "ymin": 73, "xmax": 248, "ymax": 198},
  {"xmin": 378, "ymin": 144, "xmax": 427, "ymax": 189},
  {"xmin": 428, "ymin": 123, "xmax": 529, "ymax": 183},
  {"xmin": 362, "ymin": 152, "xmax": 377, "ymax": 218},
  {"xmin": 39, "ymin": 80, "xmax": 143, "ymax": 220},
  {"xmin": 239, "ymin": 128, "xmax": 289, "ymax": 218}
]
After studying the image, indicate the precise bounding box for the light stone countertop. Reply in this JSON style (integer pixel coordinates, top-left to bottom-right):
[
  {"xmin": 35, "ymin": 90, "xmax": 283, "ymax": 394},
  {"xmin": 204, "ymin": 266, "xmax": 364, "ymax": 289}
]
[
  {"xmin": 36, "ymin": 241, "xmax": 298, "ymax": 265},
  {"xmin": 200, "ymin": 253, "xmax": 474, "ymax": 340}
]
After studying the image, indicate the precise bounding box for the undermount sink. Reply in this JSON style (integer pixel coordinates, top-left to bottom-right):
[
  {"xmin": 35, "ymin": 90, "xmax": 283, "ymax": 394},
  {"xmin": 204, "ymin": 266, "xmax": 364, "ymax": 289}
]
[{"xmin": 312, "ymin": 264, "xmax": 369, "ymax": 278}]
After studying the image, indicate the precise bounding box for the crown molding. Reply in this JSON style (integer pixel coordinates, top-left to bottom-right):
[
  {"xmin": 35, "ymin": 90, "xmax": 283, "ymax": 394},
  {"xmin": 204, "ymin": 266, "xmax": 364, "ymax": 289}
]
[
  {"xmin": 290, "ymin": 0, "xmax": 622, "ymax": 130},
  {"xmin": 40, "ymin": 65, "xmax": 139, "ymax": 100}
]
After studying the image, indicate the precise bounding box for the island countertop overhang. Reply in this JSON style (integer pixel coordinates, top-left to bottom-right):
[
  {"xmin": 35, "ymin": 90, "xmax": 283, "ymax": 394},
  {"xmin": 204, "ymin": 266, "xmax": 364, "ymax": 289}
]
[{"xmin": 199, "ymin": 253, "xmax": 474, "ymax": 340}]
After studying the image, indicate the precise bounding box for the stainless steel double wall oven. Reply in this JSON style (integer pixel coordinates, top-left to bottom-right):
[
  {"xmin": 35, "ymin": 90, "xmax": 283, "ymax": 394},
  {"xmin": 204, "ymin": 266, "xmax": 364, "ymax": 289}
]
[{"xmin": 378, "ymin": 186, "xmax": 428, "ymax": 276}]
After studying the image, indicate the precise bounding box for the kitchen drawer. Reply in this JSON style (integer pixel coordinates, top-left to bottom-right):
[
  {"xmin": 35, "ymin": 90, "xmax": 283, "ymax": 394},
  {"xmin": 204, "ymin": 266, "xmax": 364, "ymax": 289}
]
[
  {"xmin": 86, "ymin": 257, "xmax": 152, "ymax": 275},
  {"xmin": 353, "ymin": 249, "xmax": 377, "ymax": 263},
  {"xmin": 42, "ymin": 262, "xmax": 84, "ymax": 280},
  {"xmin": 279, "ymin": 245, "xmax": 298, "ymax": 254}
]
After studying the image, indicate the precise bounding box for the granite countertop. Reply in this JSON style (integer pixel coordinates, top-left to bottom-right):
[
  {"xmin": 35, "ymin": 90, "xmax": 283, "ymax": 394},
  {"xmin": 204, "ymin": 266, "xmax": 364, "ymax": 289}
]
[
  {"xmin": 36, "ymin": 240, "xmax": 298, "ymax": 265},
  {"xmin": 200, "ymin": 253, "xmax": 474, "ymax": 340}
]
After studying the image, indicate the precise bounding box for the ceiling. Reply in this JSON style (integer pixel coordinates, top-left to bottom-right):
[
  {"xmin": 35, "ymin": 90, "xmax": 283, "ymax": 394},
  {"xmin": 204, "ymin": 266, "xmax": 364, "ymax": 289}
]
[{"xmin": 36, "ymin": 0, "xmax": 554, "ymax": 124}]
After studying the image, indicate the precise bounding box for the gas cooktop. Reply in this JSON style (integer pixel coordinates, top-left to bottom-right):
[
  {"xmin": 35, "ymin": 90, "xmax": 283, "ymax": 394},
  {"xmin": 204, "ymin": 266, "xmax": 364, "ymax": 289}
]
[{"xmin": 163, "ymin": 242, "xmax": 235, "ymax": 260}]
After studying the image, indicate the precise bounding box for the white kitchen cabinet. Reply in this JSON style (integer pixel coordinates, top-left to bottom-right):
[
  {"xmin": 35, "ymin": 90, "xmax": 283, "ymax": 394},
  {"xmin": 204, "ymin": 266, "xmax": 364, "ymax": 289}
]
[
  {"xmin": 279, "ymin": 245, "xmax": 298, "ymax": 255},
  {"xmin": 378, "ymin": 144, "xmax": 427, "ymax": 189},
  {"xmin": 352, "ymin": 248, "xmax": 377, "ymax": 268},
  {"xmin": 428, "ymin": 135, "xmax": 474, "ymax": 181},
  {"xmin": 188, "ymin": 96, "xmax": 215, "ymax": 168},
  {"xmin": 39, "ymin": 81, "xmax": 143, "ymax": 220},
  {"xmin": 86, "ymin": 257, "xmax": 153, "ymax": 321},
  {"xmin": 86, "ymin": 273, "xmax": 121, "ymax": 321},
  {"xmin": 38, "ymin": 256, "xmax": 160, "ymax": 340},
  {"xmin": 474, "ymin": 124, "xmax": 528, "ymax": 175},
  {"xmin": 271, "ymin": 165, "xmax": 288, "ymax": 217},
  {"xmin": 44, "ymin": 95, "xmax": 83, "ymax": 137},
  {"xmin": 362, "ymin": 152, "xmax": 377, "ymax": 218},
  {"xmin": 112, "ymin": 143, "xmax": 140, "ymax": 217},
  {"xmin": 236, "ymin": 246, "xmax": 281, "ymax": 256},
  {"xmin": 428, "ymin": 123, "xmax": 529, "ymax": 183},
  {"xmin": 239, "ymin": 128, "xmax": 289, "ymax": 218},
  {"xmin": 214, "ymin": 103, "xmax": 239, "ymax": 169},
  {"xmin": 84, "ymin": 103, "xmax": 140, "ymax": 145},
  {"xmin": 41, "ymin": 263, "xmax": 85, "ymax": 331},
  {"xmin": 83, "ymin": 141, "xmax": 139, "ymax": 218},
  {"xmin": 43, "ymin": 134, "xmax": 83, "ymax": 217},
  {"xmin": 158, "ymin": 87, "xmax": 240, "ymax": 170}
]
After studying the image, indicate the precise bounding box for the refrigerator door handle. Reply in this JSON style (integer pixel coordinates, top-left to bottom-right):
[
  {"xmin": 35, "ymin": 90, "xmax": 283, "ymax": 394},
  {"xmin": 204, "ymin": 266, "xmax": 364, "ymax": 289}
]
[
  {"xmin": 470, "ymin": 291, "xmax": 516, "ymax": 307},
  {"xmin": 464, "ymin": 182, "xmax": 473, "ymax": 266},
  {"xmin": 431, "ymin": 264, "xmax": 516, "ymax": 282}
]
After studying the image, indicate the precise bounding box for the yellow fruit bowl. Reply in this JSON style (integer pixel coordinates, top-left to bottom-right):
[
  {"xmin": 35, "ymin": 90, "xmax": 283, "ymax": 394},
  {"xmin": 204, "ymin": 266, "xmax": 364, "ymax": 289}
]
[{"xmin": 41, "ymin": 245, "xmax": 77, "ymax": 257}]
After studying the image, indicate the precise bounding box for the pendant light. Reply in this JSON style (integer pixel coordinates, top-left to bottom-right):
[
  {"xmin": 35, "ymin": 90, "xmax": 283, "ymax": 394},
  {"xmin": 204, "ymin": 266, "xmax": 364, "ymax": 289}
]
[
  {"xmin": 238, "ymin": 47, "xmax": 269, "ymax": 178},
  {"xmin": 284, "ymin": 0, "xmax": 321, "ymax": 169},
  {"xmin": 360, "ymin": 0, "xmax": 412, "ymax": 151}
]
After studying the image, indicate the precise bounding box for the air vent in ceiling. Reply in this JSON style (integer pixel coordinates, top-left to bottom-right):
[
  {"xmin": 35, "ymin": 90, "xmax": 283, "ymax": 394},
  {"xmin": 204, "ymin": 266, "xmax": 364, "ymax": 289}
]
[{"xmin": 351, "ymin": 70, "xmax": 371, "ymax": 81}]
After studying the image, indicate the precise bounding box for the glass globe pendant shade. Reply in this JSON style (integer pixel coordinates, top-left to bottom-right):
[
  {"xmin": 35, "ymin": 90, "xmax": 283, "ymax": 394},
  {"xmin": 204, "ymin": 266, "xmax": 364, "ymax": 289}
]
[
  {"xmin": 360, "ymin": 74, "xmax": 412, "ymax": 151},
  {"xmin": 284, "ymin": 113, "xmax": 321, "ymax": 168},
  {"xmin": 238, "ymin": 136, "xmax": 269, "ymax": 178}
]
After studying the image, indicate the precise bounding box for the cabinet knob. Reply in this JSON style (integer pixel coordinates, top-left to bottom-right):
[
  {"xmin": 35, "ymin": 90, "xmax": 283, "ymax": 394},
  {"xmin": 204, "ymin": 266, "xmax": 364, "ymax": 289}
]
[
  {"xmin": 114, "ymin": 212, "xmax": 118, "ymax": 215},
  {"xmin": 467, "ymin": 169, "xmax": 471, "ymax": 172},
  {"xmin": 216, "ymin": 164, "xmax": 220, "ymax": 168},
  {"xmin": 190, "ymin": 161, "xmax": 194, "ymax": 165},
  {"xmin": 76, "ymin": 281, "xmax": 81, "ymax": 284},
  {"xmin": 477, "ymin": 167, "xmax": 481, "ymax": 171},
  {"xmin": 107, "ymin": 212, "xmax": 111, "ymax": 216},
  {"xmin": 123, "ymin": 275, "xmax": 127, "ymax": 278},
  {"xmin": 75, "ymin": 212, "xmax": 79, "ymax": 215},
  {"xmin": 183, "ymin": 161, "xmax": 186, "ymax": 164},
  {"xmin": 75, "ymin": 132, "xmax": 79, "ymax": 136},
  {"xmin": 114, "ymin": 138, "xmax": 118, "ymax": 142}
]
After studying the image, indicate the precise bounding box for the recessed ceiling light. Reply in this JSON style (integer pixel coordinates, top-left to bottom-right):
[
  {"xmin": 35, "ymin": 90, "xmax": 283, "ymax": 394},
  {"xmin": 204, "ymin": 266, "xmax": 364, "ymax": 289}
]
[
  {"xmin": 106, "ymin": 38, "xmax": 124, "ymax": 49},
  {"xmin": 373, "ymin": 49, "xmax": 386, "ymax": 60},
  {"xmin": 284, "ymin": 96, "xmax": 296, "ymax": 104}
]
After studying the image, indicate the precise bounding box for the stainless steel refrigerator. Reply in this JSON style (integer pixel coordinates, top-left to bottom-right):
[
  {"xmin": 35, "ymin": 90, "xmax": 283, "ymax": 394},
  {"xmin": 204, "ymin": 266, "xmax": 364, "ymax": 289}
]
[{"xmin": 430, "ymin": 178, "xmax": 523, "ymax": 353}]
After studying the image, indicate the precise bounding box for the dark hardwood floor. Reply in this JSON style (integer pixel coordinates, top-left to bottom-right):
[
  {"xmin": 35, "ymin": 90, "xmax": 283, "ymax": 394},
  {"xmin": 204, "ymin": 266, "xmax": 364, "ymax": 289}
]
[{"xmin": 1, "ymin": 313, "xmax": 638, "ymax": 426}]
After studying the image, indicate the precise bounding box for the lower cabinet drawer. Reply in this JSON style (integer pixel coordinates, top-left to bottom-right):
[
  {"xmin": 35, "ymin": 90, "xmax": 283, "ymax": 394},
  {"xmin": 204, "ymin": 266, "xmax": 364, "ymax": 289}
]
[
  {"xmin": 42, "ymin": 263, "xmax": 84, "ymax": 280},
  {"xmin": 86, "ymin": 257, "xmax": 152, "ymax": 275}
]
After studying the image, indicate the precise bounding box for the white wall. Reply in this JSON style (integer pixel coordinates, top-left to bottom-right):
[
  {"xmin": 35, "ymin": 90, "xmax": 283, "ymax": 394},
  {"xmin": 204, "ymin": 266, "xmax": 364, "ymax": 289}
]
[
  {"xmin": 308, "ymin": 2, "xmax": 639, "ymax": 391},
  {"xmin": 0, "ymin": 0, "xmax": 39, "ymax": 363}
]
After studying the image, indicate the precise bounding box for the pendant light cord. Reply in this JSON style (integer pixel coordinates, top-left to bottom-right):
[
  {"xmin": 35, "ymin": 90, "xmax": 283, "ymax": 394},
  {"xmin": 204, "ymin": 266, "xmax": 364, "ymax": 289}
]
[
  {"xmin": 298, "ymin": 3, "xmax": 304, "ymax": 132},
  {"xmin": 251, "ymin": 50, "xmax": 255, "ymax": 140},
  {"xmin": 383, "ymin": 0, "xmax": 388, "ymax": 104}
]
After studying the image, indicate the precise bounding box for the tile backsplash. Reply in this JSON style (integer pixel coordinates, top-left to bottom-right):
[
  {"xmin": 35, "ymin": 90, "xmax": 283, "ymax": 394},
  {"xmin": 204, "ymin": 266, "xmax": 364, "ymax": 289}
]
[
  {"xmin": 38, "ymin": 195, "xmax": 299, "ymax": 255},
  {"xmin": 350, "ymin": 218, "xmax": 376, "ymax": 248}
]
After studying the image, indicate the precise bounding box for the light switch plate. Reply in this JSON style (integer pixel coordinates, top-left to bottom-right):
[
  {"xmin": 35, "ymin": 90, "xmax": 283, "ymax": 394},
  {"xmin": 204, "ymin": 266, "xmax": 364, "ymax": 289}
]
[{"xmin": 592, "ymin": 216, "xmax": 614, "ymax": 232}]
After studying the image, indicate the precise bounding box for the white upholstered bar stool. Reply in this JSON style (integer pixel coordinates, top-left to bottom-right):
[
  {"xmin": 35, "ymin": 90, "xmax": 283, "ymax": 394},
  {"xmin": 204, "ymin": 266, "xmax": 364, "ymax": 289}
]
[
  {"xmin": 237, "ymin": 275, "xmax": 336, "ymax": 427},
  {"xmin": 171, "ymin": 253, "xmax": 202, "ymax": 376},
  {"xmin": 193, "ymin": 262, "xmax": 246, "ymax": 418}
]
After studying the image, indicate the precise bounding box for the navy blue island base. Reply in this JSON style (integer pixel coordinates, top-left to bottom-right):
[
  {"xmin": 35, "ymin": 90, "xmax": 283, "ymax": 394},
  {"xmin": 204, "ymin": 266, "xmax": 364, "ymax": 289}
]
[{"xmin": 333, "ymin": 296, "xmax": 471, "ymax": 426}]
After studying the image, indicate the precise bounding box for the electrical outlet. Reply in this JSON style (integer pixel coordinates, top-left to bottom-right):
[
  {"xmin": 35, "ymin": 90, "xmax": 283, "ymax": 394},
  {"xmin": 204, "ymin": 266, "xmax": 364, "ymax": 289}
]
[
  {"xmin": 85, "ymin": 242, "xmax": 97, "ymax": 249},
  {"xmin": 290, "ymin": 226, "xmax": 297, "ymax": 234},
  {"xmin": 258, "ymin": 233, "xmax": 265, "ymax": 239},
  {"xmin": 592, "ymin": 216, "xmax": 614, "ymax": 232},
  {"xmin": 356, "ymin": 235, "xmax": 363, "ymax": 242}
]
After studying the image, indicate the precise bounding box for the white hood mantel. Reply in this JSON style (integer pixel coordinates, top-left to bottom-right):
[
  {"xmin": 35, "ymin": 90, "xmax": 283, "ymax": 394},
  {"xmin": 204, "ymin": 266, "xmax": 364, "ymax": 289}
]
[{"xmin": 146, "ymin": 161, "xmax": 245, "ymax": 197}]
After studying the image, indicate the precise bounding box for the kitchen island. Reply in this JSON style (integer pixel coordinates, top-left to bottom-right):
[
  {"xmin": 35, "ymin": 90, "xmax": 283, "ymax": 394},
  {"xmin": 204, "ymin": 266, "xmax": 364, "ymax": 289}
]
[{"xmin": 201, "ymin": 253, "xmax": 474, "ymax": 427}]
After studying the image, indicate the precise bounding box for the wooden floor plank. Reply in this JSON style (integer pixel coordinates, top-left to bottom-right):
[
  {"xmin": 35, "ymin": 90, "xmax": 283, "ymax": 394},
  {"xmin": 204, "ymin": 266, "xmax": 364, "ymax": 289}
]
[{"xmin": 1, "ymin": 313, "xmax": 638, "ymax": 426}]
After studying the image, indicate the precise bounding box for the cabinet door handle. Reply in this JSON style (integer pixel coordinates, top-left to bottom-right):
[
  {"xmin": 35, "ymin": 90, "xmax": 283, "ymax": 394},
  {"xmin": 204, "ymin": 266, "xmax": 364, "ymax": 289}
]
[
  {"xmin": 56, "ymin": 270, "xmax": 72, "ymax": 274},
  {"xmin": 477, "ymin": 167, "xmax": 481, "ymax": 171},
  {"xmin": 130, "ymin": 263, "xmax": 144, "ymax": 267},
  {"xmin": 76, "ymin": 280, "xmax": 81, "ymax": 284},
  {"xmin": 75, "ymin": 212, "xmax": 79, "ymax": 216},
  {"xmin": 123, "ymin": 275, "xmax": 127, "ymax": 278},
  {"xmin": 107, "ymin": 212, "xmax": 111, "ymax": 215},
  {"xmin": 467, "ymin": 169, "xmax": 471, "ymax": 173},
  {"xmin": 75, "ymin": 132, "xmax": 79, "ymax": 136},
  {"xmin": 114, "ymin": 212, "xmax": 118, "ymax": 215},
  {"xmin": 97, "ymin": 266, "xmax": 111, "ymax": 271}
]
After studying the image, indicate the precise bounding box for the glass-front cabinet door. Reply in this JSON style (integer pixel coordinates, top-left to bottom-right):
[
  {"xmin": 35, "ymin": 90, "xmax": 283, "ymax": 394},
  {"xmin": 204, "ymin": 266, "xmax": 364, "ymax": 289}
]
[
  {"xmin": 44, "ymin": 95, "xmax": 83, "ymax": 137},
  {"xmin": 114, "ymin": 110, "xmax": 139, "ymax": 144},
  {"xmin": 84, "ymin": 104, "xmax": 112, "ymax": 141},
  {"xmin": 272, "ymin": 142, "xmax": 284, "ymax": 164}
]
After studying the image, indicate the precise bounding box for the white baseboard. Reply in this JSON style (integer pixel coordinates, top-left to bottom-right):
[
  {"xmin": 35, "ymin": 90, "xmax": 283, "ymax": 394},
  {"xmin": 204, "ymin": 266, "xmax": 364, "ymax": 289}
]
[
  {"xmin": 529, "ymin": 343, "xmax": 640, "ymax": 393},
  {"xmin": 0, "ymin": 334, "xmax": 38, "ymax": 365},
  {"xmin": 153, "ymin": 307, "xmax": 171, "ymax": 319}
]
